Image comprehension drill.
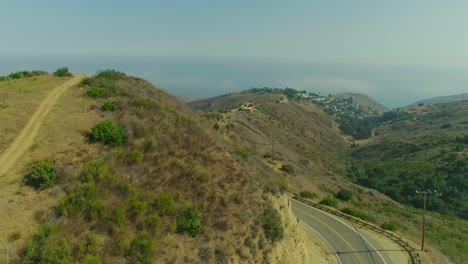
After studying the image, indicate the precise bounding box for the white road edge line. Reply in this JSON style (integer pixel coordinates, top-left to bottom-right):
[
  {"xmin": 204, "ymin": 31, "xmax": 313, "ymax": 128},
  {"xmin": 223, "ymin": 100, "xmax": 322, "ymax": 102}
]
[
  {"xmin": 292, "ymin": 198, "xmax": 388, "ymax": 264},
  {"xmin": 299, "ymin": 220, "xmax": 343, "ymax": 264}
]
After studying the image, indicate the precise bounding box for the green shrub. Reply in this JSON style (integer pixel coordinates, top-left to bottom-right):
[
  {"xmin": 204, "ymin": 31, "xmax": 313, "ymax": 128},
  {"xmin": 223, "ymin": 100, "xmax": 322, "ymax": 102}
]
[
  {"xmin": 101, "ymin": 100, "xmax": 118, "ymax": 111},
  {"xmin": 341, "ymin": 207, "xmax": 375, "ymax": 222},
  {"xmin": 89, "ymin": 120, "xmax": 127, "ymax": 147},
  {"xmin": 280, "ymin": 164, "xmax": 295, "ymax": 174},
  {"xmin": 128, "ymin": 149, "xmax": 143, "ymax": 164},
  {"xmin": 53, "ymin": 67, "xmax": 72, "ymax": 77},
  {"xmin": 127, "ymin": 231, "xmax": 154, "ymax": 264},
  {"xmin": 176, "ymin": 207, "xmax": 201, "ymax": 237},
  {"xmin": 58, "ymin": 182, "xmax": 106, "ymax": 224},
  {"xmin": 86, "ymin": 86, "xmax": 105, "ymax": 98},
  {"xmin": 233, "ymin": 146, "xmax": 249, "ymax": 160},
  {"xmin": 23, "ymin": 224, "xmax": 71, "ymax": 263},
  {"xmin": 381, "ymin": 220, "xmax": 398, "ymax": 231},
  {"xmin": 144, "ymin": 212, "xmax": 161, "ymax": 232},
  {"xmin": 84, "ymin": 255, "xmax": 102, "ymax": 264},
  {"xmin": 96, "ymin": 69, "xmax": 125, "ymax": 80},
  {"xmin": 299, "ymin": 191, "xmax": 317, "ymax": 199},
  {"xmin": 109, "ymin": 206, "xmax": 129, "ymax": 231},
  {"xmin": 154, "ymin": 192, "xmax": 175, "ymax": 216},
  {"xmin": 320, "ymin": 196, "xmax": 338, "ymax": 208},
  {"xmin": 262, "ymin": 208, "xmax": 284, "ymax": 242},
  {"xmin": 80, "ymin": 160, "xmax": 107, "ymax": 183},
  {"xmin": 336, "ymin": 189, "xmax": 353, "ymax": 201},
  {"xmin": 24, "ymin": 160, "xmax": 58, "ymax": 189}
]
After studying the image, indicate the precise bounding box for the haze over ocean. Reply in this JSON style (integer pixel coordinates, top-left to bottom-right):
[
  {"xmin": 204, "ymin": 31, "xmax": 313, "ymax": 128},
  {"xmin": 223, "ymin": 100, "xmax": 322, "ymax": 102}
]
[{"xmin": 1, "ymin": 55, "xmax": 467, "ymax": 108}]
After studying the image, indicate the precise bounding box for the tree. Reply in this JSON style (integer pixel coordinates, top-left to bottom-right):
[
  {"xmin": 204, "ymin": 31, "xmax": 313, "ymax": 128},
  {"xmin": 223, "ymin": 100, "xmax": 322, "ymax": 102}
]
[
  {"xmin": 53, "ymin": 67, "xmax": 72, "ymax": 77},
  {"xmin": 336, "ymin": 189, "xmax": 353, "ymax": 201}
]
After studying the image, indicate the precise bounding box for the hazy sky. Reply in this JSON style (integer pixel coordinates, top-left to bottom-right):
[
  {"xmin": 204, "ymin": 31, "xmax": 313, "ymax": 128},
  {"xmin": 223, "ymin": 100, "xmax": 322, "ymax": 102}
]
[{"xmin": 1, "ymin": 1, "xmax": 468, "ymax": 107}]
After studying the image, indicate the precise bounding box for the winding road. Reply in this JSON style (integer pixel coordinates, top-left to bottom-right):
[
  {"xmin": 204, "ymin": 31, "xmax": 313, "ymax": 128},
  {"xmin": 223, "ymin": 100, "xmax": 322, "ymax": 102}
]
[
  {"xmin": 0, "ymin": 75, "xmax": 82, "ymax": 176},
  {"xmin": 292, "ymin": 199, "xmax": 407, "ymax": 264}
]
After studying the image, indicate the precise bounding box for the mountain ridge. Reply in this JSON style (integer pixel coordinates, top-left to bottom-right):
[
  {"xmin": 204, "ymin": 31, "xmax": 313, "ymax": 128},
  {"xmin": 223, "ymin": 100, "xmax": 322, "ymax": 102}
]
[{"xmin": 407, "ymin": 92, "xmax": 468, "ymax": 107}]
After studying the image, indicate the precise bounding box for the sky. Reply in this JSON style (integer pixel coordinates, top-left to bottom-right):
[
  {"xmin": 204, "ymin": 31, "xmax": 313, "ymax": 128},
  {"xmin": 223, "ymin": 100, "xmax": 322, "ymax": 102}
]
[{"xmin": 1, "ymin": 1, "xmax": 468, "ymax": 107}]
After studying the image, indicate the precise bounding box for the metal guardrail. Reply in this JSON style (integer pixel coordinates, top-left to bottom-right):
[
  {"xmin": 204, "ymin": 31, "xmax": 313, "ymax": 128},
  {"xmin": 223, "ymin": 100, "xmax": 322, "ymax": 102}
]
[{"xmin": 292, "ymin": 196, "xmax": 421, "ymax": 264}]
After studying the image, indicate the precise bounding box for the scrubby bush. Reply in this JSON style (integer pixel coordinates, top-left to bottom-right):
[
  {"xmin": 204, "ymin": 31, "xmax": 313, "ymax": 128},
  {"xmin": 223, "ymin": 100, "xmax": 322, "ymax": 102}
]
[
  {"xmin": 128, "ymin": 149, "xmax": 143, "ymax": 164},
  {"xmin": 53, "ymin": 67, "xmax": 72, "ymax": 77},
  {"xmin": 262, "ymin": 208, "xmax": 284, "ymax": 242},
  {"xmin": 280, "ymin": 164, "xmax": 295, "ymax": 174},
  {"xmin": 84, "ymin": 255, "xmax": 102, "ymax": 264},
  {"xmin": 299, "ymin": 191, "xmax": 317, "ymax": 199},
  {"xmin": 89, "ymin": 120, "xmax": 127, "ymax": 147},
  {"xmin": 58, "ymin": 182, "xmax": 106, "ymax": 225},
  {"xmin": 154, "ymin": 192, "xmax": 176, "ymax": 216},
  {"xmin": 320, "ymin": 196, "xmax": 338, "ymax": 207},
  {"xmin": 341, "ymin": 207, "xmax": 375, "ymax": 222},
  {"xmin": 22, "ymin": 224, "xmax": 71, "ymax": 263},
  {"xmin": 101, "ymin": 100, "xmax": 118, "ymax": 111},
  {"xmin": 381, "ymin": 220, "xmax": 398, "ymax": 231},
  {"xmin": 336, "ymin": 189, "xmax": 353, "ymax": 201},
  {"xmin": 127, "ymin": 231, "xmax": 154, "ymax": 264},
  {"xmin": 233, "ymin": 146, "xmax": 249, "ymax": 160},
  {"xmin": 177, "ymin": 207, "xmax": 201, "ymax": 237},
  {"xmin": 24, "ymin": 160, "xmax": 58, "ymax": 189},
  {"xmin": 86, "ymin": 86, "xmax": 105, "ymax": 98},
  {"xmin": 95, "ymin": 69, "xmax": 125, "ymax": 81}
]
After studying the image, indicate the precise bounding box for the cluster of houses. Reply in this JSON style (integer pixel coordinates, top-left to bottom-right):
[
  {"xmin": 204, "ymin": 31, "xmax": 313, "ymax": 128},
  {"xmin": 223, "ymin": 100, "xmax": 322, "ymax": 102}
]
[{"xmin": 248, "ymin": 87, "xmax": 381, "ymax": 120}]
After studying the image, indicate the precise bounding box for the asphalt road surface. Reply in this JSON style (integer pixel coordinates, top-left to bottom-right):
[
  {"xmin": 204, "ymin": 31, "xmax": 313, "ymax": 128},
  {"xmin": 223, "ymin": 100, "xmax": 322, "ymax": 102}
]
[{"xmin": 292, "ymin": 199, "xmax": 406, "ymax": 264}]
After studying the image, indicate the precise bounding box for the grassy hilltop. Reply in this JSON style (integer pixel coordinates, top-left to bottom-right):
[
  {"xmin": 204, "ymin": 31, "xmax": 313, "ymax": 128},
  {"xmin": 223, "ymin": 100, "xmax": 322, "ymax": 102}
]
[{"xmin": 0, "ymin": 70, "xmax": 292, "ymax": 263}]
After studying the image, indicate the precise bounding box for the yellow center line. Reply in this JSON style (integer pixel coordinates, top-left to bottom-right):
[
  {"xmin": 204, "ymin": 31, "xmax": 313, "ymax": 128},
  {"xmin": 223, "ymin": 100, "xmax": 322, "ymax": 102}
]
[{"xmin": 293, "ymin": 206, "xmax": 366, "ymax": 264}]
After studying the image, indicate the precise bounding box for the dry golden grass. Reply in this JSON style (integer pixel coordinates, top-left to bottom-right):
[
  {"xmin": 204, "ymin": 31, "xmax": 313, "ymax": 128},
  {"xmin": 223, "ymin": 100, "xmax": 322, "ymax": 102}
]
[
  {"xmin": 0, "ymin": 75, "xmax": 102, "ymax": 259},
  {"xmin": 0, "ymin": 76, "xmax": 70, "ymax": 152}
]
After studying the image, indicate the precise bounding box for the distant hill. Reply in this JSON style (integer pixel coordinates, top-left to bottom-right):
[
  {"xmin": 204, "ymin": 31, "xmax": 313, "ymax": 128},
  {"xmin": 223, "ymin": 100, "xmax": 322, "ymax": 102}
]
[
  {"xmin": 332, "ymin": 92, "xmax": 390, "ymax": 112},
  {"xmin": 407, "ymin": 92, "xmax": 468, "ymax": 107}
]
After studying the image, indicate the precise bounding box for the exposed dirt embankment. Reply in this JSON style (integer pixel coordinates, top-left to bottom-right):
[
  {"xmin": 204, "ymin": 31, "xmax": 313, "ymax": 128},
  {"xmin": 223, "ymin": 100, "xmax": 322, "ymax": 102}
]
[{"xmin": 267, "ymin": 195, "xmax": 336, "ymax": 264}]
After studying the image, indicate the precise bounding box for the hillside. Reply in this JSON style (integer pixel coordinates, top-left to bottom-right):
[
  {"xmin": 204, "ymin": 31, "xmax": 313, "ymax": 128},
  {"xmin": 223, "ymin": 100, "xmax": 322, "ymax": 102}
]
[
  {"xmin": 350, "ymin": 100, "xmax": 468, "ymax": 262},
  {"xmin": 407, "ymin": 92, "xmax": 468, "ymax": 107},
  {"xmin": 333, "ymin": 92, "xmax": 390, "ymax": 112},
  {"xmin": 192, "ymin": 90, "xmax": 467, "ymax": 263},
  {"xmin": 0, "ymin": 70, "xmax": 332, "ymax": 263},
  {"xmin": 190, "ymin": 90, "xmax": 350, "ymax": 184}
]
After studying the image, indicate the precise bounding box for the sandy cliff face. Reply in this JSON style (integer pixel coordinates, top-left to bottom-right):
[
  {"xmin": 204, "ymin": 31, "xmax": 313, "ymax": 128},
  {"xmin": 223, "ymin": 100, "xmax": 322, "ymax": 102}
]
[{"xmin": 267, "ymin": 195, "xmax": 336, "ymax": 264}]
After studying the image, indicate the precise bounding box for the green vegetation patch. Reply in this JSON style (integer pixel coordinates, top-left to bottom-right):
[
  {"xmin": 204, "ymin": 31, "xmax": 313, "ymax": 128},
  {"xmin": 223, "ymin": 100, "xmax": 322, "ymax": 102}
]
[
  {"xmin": 319, "ymin": 196, "xmax": 338, "ymax": 207},
  {"xmin": 82, "ymin": 69, "xmax": 126, "ymax": 98},
  {"xmin": 341, "ymin": 207, "xmax": 375, "ymax": 222},
  {"xmin": 101, "ymin": 100, "xmax": 118, "ymax": 111},
  {"xmin": 299, "ymin": 191, "xmax": 317, "ymax": 199},
  {"xmin": 127, "ymin": 231, "xmax": 154, "ymax": 264},
  {"xmin": 53, "ymin": 67, "xmax": 72, "ymax": 77},
  {"xmin": 0, "ymin": 70, "xmax": 47, "ymax": 81},
  {"xmin": 23, "ymin": 224, "xmax": 71, "ymax": 264},
  {"xmin": 335, "ymin": 189, "xmax": 353, "ymax": 201},
  {"xmin": 24, "ymin": 160, "xmax": 58, "ymax": 189},
  {"xmin": 89, "ymin": 119, "xmax": 127, "ymax": 147},
  {"xmin": 176, "ymin": 207, "xmax": 201, "ymax": 237},
  {"xmin": 381, "ymin": 220, "xmax": 398, "ymax": 231},
  {"xmin": 280, "ymin": 164, "xmax": 295, "ymax": 174},
  {"xmin": 261, "ymin": 207, "xmax": 284, "ymax": 242}
]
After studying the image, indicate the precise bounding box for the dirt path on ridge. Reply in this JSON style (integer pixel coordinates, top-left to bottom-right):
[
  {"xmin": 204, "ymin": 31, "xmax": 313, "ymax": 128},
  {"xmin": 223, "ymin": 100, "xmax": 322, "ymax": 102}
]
[{"xmin": 0, "ymin": 75, "xmax": 83, "ymax": 177}]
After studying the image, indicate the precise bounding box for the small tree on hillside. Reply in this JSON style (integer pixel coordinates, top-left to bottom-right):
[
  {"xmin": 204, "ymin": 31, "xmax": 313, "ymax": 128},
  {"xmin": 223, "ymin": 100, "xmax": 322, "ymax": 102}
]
[
  {"xmin": 336, "ymin": 189, "xmax": 353, "ymax": 201},
  {"xmin": 53, "ymin": 67, "xmax": 72, "ymax": 77}
]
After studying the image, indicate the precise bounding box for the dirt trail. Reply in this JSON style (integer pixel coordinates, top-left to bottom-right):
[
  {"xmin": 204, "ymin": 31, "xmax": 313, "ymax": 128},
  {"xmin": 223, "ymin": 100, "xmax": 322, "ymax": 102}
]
[{"xmin": 0, "ymin": 75, "xmax": 83, "ymax": 177}]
